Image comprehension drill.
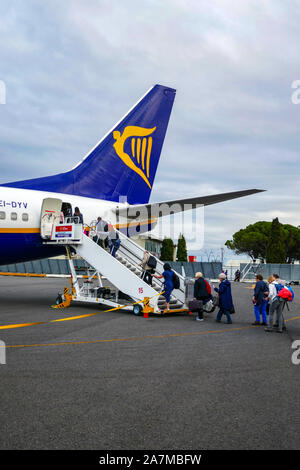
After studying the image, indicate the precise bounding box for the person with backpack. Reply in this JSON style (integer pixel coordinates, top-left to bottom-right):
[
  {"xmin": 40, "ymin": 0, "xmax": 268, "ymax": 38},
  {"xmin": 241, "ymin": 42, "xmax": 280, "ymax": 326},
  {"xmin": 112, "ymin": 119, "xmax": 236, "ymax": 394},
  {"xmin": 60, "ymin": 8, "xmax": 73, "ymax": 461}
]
[
  {"xmin": 272, "ymin": 274, "xmax": 290, "ymax": 329},
  {"xmin": 95, "ymin": 216, "xmax": 109, "ymax": 249},
  {"xmin": 252, "ymin": 274, "xmax": 269, "ymax": 326},
  {"xmin": 152, "ymin": 262, "xmax": 174, "ymax": 312},
  {"xmin": 265, "ymin": 276, "xmax": 286, "ymax": 333},
  {"xmin": 108, "ymin": 226, "xmax": 121, "ymax": 257},
  {"xmin": 214, "ymin": 273, "xmax": 234, "ymax": 324},
  {"xmin": 140, "ymin": 251, "xmax": 157, "ymax": 286},
  {"xmin": 266, "ymin": 275, "xmax": 274, "ymax": 316},
  {"xmin": 273, "ymin": 273, "xmax": 282, "ymax": 283},
  {"xmin": 193, "ymin": 272, "xmax": 212, "ymax": 322}
]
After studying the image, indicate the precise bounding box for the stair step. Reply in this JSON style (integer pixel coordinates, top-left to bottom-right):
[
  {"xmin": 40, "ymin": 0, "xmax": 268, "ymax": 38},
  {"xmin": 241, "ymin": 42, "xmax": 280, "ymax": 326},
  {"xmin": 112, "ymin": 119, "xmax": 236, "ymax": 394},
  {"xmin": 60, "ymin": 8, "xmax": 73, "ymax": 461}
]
[
  {"xmin": 158, "ymin": 299, "xmax": 178, "ymax": 305},
  {"xmin": 158, "ymin": 303, "xmax": 184, "ymax": 310},
  {"xmin": 130, "ymin": 268, "xmax": 139, "ymax": 274},
  {"xmin": 161, "ymin": 307, "xmax": 188, "ymax": 314}
]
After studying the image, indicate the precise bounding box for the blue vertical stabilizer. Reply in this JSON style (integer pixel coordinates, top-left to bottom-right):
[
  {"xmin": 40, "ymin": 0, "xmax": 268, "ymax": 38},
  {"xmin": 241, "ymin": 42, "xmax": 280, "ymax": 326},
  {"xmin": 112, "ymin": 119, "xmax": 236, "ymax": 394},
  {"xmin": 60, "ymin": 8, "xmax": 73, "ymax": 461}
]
[{"xmin": 2, "ymin": 84, "xmax": 176, "ymax": 204}]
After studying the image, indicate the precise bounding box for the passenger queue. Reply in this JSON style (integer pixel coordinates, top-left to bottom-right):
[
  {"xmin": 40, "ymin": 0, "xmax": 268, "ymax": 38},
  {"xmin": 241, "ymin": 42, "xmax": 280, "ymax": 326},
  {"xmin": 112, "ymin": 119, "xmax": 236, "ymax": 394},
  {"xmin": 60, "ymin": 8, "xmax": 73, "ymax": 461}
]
[{"xmin": 61, "ymin": 205, "xmax": 294, "ymax": 325}]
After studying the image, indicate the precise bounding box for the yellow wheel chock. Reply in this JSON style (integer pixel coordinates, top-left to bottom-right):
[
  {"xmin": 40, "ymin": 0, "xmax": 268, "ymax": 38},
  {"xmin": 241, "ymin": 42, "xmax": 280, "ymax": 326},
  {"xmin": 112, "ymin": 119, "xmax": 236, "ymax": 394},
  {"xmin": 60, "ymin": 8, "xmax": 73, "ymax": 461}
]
[
  {"xmin": 142, "ymin": 297, "xmax": 154, "ymax": 318},
  {"xmin": 51, "ymin": 287, "xmax": 73, "ymax": 309}
]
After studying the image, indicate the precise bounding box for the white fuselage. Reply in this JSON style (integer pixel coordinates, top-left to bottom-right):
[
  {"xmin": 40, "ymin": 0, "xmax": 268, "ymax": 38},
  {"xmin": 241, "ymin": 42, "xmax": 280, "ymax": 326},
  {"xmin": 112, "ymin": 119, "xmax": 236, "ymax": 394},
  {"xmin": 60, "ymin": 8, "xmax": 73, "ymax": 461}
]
[{"xmin": 0, "ymin": 186, "xmax": 131, "ymax": 265}]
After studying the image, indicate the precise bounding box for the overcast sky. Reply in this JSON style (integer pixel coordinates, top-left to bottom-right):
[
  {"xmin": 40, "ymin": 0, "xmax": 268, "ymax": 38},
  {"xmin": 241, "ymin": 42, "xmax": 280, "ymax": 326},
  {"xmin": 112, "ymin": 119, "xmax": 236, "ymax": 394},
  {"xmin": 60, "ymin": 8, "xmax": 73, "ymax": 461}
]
[{"xmin": 0, "ymin": 0, "xmax": 300, "ymax": 262}]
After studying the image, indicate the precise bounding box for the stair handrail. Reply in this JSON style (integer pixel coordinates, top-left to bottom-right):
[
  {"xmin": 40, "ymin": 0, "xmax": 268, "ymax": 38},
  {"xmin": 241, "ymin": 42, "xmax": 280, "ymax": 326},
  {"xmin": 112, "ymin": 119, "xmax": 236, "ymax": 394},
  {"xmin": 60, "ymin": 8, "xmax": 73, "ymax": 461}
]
[
  {"xmin": 85, "ymin": 225, "xmax": 185, "ymax": 303},
  {"xmin": 115, "ymin": 229, "xmax": 185, "ymax": 303}
]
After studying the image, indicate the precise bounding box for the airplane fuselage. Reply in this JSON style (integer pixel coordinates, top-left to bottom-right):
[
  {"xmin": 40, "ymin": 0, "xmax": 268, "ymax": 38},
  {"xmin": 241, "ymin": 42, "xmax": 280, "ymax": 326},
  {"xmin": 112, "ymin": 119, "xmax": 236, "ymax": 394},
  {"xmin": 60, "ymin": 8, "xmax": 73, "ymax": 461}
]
[{"xmin": 0, "ymin": 186, "xmax": 139, "ymax": 265}]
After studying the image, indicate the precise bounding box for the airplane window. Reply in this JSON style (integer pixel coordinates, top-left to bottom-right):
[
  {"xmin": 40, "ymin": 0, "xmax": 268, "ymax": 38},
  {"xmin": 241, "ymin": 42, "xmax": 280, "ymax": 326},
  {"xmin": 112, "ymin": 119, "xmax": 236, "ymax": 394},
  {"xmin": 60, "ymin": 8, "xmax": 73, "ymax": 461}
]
[
  {"xmin": 11, "ymin": 212, "xmax": 17, "ymax": 221},
  {"xmin": 0, "ymin": 211, "xmax": 5, "ymax": 220},
  {"xmin": 22, "ymin": 213, "xmax": 29, "ymax": 222}
]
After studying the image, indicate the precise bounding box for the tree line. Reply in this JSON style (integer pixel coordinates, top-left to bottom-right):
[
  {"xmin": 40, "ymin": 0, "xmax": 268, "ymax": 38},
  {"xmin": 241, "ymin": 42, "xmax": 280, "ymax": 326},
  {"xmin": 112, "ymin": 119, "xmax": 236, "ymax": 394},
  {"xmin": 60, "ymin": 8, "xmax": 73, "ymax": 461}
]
[
  {"xmin": 160, "ymin": 234, "xmax": 188, "ymax": 261},
  {"xmin": 225, "ymin": 218, "xmax": 300, "ymax": 263}
]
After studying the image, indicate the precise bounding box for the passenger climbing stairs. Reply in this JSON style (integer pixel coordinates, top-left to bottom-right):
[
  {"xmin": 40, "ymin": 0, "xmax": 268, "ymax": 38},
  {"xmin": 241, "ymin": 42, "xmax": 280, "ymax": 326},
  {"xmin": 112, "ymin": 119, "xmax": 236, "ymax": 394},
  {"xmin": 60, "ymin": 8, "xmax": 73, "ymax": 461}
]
[{"xmin": 41, "ymin": 199, "xmax": 185, "ymax": 314}]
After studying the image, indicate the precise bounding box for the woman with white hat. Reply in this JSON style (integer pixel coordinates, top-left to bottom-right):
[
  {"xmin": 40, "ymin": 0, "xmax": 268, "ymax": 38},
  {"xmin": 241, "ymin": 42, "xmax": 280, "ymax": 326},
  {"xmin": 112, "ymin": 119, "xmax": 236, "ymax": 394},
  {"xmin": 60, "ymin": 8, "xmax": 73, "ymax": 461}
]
[{"xmin": 214, "ymin": 273, "xmax": 234, "ymax": 324}]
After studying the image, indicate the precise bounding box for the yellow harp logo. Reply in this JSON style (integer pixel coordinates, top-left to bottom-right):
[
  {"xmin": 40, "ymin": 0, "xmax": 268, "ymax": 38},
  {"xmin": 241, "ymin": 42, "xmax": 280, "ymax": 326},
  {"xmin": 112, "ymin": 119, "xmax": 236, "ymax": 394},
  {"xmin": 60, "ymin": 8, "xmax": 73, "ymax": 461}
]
[{"xmin": 113, "ymin": 126, "xmax": 156, "ymax": 189}]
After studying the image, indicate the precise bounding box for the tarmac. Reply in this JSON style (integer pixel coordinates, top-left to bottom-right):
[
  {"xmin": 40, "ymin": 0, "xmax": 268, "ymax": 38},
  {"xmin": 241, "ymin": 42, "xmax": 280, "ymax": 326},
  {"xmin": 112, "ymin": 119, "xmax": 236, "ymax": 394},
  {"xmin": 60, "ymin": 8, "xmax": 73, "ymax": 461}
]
[{"xmin": 0, "ymin": 276, "xmax": 299, "ymax": 450}]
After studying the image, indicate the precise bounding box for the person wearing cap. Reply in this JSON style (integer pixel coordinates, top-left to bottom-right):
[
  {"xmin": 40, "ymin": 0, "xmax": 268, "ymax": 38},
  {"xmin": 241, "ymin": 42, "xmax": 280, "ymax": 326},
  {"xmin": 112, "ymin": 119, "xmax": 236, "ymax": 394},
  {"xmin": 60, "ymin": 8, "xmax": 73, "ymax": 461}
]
[{"xmin": 214, "ymin": 273, "xmax": 234, "ymax": 324}]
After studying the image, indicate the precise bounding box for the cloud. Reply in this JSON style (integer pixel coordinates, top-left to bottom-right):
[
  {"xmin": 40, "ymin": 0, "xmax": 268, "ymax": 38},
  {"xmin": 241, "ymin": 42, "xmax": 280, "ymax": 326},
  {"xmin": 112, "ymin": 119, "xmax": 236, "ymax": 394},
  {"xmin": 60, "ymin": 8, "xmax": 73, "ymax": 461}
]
[{"xmin": 0, "ymin": 0, "xmax": 299, "ymax": 261}]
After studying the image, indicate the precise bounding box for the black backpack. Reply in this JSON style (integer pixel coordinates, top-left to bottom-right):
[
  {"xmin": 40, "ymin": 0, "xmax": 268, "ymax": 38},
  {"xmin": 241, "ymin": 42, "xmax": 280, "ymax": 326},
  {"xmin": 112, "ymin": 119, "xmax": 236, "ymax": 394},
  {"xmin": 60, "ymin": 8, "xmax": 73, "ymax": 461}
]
[
  {"xmin": 172, "ymin": 271, "xmax": 180, "ymax": 289},
  {"xmin": 147, "ymin": 255, "xmax": 157, "ymax": 269}
]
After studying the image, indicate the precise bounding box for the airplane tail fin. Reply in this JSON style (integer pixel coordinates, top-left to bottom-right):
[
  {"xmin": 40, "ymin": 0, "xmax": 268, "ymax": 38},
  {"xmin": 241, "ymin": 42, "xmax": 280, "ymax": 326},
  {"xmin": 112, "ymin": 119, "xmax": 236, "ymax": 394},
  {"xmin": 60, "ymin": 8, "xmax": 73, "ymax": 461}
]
[{"xmin": 3, "ymin": 84, "xmax": 176, "ymax": 204}]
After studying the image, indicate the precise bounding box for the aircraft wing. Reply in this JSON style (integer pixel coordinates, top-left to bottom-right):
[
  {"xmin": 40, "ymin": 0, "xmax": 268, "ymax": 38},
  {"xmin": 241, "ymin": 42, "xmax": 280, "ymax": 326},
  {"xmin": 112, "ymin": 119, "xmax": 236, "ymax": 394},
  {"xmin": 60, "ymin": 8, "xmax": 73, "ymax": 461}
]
[{"xmin": 115, "ymin": 189, "xmax": 265, "ymax": 220}]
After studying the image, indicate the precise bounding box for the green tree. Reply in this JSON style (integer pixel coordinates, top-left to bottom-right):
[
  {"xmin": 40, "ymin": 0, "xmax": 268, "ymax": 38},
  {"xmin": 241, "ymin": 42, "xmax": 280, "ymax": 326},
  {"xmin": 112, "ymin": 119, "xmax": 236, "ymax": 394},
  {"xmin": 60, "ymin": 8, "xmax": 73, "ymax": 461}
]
[
  {"xmin": 225, "ymin": 219, "xmax": 300, "ymax": 263},
  {"xmin": 225, "ymin": 221, "xmax": 270, "ymax": 261},
  {"xmin": 160, "ymin": 238, "xmax": 174, "ymax": 261},
  {"xmin": 177, "ymin": 234, "xmax": 187, "ymax": 261},
  {"xmin": 281, "ymin": 224, "xmax": 300, "ymax": 263},
  {"xmin": 266, "ymin": 218, "xmax": 286, "ymax": 263}
]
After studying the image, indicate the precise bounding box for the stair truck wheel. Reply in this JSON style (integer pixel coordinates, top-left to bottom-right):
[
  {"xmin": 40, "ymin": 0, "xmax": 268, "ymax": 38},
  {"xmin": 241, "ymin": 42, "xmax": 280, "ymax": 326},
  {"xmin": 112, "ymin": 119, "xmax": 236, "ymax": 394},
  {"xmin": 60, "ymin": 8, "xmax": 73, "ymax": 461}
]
[
  {"xmin": 56, "ymin": 294, "xmax": 63, "ymax": 305},
  {"xmin": 133, "ymin": 304, "xmax": 143, "ymax": 316}
]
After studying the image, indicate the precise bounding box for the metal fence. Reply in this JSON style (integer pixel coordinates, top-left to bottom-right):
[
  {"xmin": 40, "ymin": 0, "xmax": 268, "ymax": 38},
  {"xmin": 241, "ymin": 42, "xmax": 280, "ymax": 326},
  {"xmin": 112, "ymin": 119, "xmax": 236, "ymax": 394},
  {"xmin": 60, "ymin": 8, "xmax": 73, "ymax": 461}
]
[
  {"xmin": 169, "ymin": 261, "xmax": 222, "ymax": 279},
  {"xmin": 238, "ymin": 263, "xmax": 300, "ymax": 282},
  {"xmin": 0, "ymin": 258, "xmax": 86, "ymax": 275},
  {"xmin": 0, "ymin": 257, "xmax": 222, "ymax": 280}
]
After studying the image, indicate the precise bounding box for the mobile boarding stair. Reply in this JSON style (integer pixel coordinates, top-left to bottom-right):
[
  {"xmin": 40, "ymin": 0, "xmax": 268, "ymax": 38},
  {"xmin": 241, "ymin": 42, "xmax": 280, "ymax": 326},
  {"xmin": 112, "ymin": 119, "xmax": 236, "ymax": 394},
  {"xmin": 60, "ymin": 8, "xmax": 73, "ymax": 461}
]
[{"xmin": 41, "ymin": 198, "xmax": 186, "ymax": 316}]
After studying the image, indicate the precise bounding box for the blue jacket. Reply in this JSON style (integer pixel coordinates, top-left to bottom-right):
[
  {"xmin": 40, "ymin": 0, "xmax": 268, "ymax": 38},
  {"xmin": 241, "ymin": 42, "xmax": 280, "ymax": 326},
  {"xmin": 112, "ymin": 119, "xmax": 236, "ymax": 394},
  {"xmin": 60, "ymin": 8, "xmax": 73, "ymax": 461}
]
[
  {"xmin": 254, "ymin": 280, "xmax": 268, "ymax": 306},
  {"xmin": 215, "ymin": 279, "xmax": 234, "ymax": 311}
]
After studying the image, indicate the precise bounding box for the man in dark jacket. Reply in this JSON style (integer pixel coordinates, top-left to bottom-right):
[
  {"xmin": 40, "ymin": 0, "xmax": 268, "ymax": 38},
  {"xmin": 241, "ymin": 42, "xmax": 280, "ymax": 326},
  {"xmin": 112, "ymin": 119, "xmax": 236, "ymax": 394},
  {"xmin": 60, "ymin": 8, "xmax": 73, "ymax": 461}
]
[
  {"xmin": 214, "ymin": 273, "xmax": 234, "ymax": 324},
  {"xmin": 252, "ymin": 274, "xmax": 269, "ymax": 326},
  {"xmin": 193, "ymin": 272, "xmax": 211, "ymax": 322}
]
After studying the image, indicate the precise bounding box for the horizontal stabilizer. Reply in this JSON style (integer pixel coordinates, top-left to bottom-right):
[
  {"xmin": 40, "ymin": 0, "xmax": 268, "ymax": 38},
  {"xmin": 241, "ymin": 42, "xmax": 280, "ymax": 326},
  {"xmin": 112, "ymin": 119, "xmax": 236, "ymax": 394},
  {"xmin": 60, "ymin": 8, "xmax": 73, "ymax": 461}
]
[{"xmin": 115, "ymin": 189, "xmax": 265, "ymax": 220}]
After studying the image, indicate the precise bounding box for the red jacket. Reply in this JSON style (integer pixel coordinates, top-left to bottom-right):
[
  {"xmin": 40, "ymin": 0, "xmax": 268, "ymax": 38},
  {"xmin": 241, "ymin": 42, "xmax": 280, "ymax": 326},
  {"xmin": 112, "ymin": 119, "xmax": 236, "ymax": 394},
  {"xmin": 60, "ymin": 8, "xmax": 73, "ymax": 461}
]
[
  {"xmin": 277, "ymin": 287, "xmax": 292, "ymax": 301},
  {"xmin": 205, "ymin": 280, "xmax": 211, "ymax": 295}
]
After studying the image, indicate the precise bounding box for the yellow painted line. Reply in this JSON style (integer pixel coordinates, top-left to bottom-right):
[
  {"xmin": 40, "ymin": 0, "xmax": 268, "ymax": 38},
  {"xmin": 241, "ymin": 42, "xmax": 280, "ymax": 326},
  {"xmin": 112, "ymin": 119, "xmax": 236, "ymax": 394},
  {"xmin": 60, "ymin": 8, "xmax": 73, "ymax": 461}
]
[
  {"xmin": 0, "ymin": 321, "xmax": 46, "ymax": 330},
  {"xmin": 285, "ymin": 315, "xmax": 300, "ymax": 322},
  {"xmin": 0, "ymin": 272, "xmax": 46, "ymax": 278},
  {"xmin": 0, "ymin": 298, "xmax": 153, "ymax": 330},
  {"xmin": 4, "ymin": 315, "xmax": 300, "ymax": 350},
  {"xmin": 0, "ymin": 311, "xmax": 106, "ymax": 330},
  {"xmin": 51, "ymin": 313, "xmax": 100, "ymax": 322},
  {"xmin": 0, "ymin": 273, "xmax": 99, "ymax": 279},
  {"xmin": 5, "ymin": 326, "xmax": 253, "ymax": 349}
]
